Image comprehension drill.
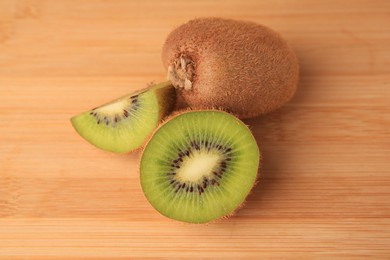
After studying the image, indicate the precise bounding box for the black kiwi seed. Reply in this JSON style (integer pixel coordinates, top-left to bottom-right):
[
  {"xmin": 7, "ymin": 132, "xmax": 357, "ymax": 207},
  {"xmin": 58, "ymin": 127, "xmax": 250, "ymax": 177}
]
[{"xmin": 195, "ymin": 143, "xmax": 200, "ymax": 150}]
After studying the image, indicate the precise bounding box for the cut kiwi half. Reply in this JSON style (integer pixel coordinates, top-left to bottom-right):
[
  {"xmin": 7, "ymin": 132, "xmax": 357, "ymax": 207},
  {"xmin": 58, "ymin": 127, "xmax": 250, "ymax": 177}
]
[
  {"xmin": 140, "ymin": 110, "xmax": 260, "ymax": 223},
  {"xmin": 71, "ymin": 81, "xmax": 176, "ymax": 153}
]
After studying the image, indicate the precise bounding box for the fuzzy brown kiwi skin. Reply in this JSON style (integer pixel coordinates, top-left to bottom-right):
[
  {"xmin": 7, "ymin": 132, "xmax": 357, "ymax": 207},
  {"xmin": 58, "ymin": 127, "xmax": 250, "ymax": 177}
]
[
  {"xmin": 139, "ymin": 109, "xmax": 261, "ymax": 224},
  {"xmin": 162, "ymin": 17, "xmax": 299, "ymax": 119}
]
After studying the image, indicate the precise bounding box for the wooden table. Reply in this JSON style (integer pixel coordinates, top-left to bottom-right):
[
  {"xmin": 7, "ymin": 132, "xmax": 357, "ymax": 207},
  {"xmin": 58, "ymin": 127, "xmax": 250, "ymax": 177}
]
[{"xmin": 1, "ymin": 0, "xmax": 389, "ymax": 258}]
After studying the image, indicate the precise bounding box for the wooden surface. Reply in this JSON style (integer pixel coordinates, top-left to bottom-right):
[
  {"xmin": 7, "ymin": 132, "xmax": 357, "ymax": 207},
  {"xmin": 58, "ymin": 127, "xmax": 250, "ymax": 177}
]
[{"xmin": 1, "ymin": 0, "xmax": 390, "ymax": 258}]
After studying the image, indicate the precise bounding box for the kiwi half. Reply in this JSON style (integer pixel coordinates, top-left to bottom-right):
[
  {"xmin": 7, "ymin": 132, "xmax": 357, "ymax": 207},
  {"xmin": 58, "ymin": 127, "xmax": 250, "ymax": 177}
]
[
  {"xmin": 140, "ymin": 110, "xmax": 260, "ymax": 223},
  {"xmin": 71, "ymin": 81, "xmax": 176, "ymax": 153},
  {"xmin": 162, "ymin": 17, "xmax": 299, "ymax": 119}
]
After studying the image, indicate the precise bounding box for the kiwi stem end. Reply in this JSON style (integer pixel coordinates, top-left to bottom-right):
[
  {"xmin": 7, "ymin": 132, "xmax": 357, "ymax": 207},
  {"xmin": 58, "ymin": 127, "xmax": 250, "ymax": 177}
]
[{"xmin": 167, "ymin": 55, "xmax": 195, "ymax": 91}]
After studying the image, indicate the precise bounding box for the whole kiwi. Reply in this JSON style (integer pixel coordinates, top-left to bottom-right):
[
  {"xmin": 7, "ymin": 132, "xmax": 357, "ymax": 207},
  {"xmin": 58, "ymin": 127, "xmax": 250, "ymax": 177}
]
[{"xmin": 162, "ymin": 17, "xmax": 299, "ymax": 119}]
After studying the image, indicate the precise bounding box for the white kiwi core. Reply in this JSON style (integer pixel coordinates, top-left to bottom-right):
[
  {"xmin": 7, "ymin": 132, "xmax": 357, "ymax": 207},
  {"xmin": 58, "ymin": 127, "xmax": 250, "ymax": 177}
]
[
  {"xmin": 97, "ymin": 97, "xmax": 130, "ymax": 114},
  {"xmin": 177, "ymin": 151, "xmax": 220, "ymax": 182}
]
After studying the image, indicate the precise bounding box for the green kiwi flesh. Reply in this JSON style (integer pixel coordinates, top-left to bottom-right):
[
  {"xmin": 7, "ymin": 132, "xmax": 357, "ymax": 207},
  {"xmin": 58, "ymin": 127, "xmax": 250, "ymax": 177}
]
[
  {"xmin": 140, "ymin": 110, "xmax": 260, "ymax": 223},
  {"xmin": 71, "ymin": 81, "xmax": 176, "ymax": 153}
]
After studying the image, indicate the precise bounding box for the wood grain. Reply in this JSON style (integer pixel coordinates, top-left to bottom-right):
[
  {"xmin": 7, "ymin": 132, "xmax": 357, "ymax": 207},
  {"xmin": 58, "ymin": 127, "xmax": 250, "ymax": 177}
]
[{"xmin": 1, "ymin": 0, "xmax": 390, "ymax": 258}]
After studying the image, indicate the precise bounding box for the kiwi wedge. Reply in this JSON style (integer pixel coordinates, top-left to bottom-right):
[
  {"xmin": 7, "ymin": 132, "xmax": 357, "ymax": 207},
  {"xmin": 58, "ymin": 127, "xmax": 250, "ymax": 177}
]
[
  {"xmin": 71, "ymin": 81, "xmax": 176, "ymax": 153},
  {"xmin": 140, "ymin": 110, "xmax": 260, "ymax": 223}
]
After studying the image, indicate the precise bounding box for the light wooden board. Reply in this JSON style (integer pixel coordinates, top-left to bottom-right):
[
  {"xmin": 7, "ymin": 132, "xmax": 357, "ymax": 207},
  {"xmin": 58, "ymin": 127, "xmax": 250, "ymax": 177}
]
[{"xmin": 1, "ymin": 0, "xmax": 390, "ymax": 258}]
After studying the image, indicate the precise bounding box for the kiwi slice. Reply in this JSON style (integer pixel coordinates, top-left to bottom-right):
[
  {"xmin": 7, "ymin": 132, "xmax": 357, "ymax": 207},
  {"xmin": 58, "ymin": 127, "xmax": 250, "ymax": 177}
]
[
  {"xmin": 71, "ymin": 81, "xmax": 176, "ymax": 153},
  {"xmin": 140, "ymin": 110, "xmax": 260, "ymax": 223}
]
